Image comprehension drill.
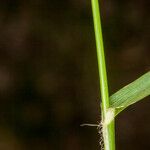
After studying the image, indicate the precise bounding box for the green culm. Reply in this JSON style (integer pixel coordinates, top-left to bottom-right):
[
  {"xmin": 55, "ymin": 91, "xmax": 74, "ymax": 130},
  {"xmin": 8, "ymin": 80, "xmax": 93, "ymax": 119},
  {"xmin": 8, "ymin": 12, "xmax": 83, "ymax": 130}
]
[{"xmin": 91, "ymin": 0, "xmax": 150, "ymax": 150}]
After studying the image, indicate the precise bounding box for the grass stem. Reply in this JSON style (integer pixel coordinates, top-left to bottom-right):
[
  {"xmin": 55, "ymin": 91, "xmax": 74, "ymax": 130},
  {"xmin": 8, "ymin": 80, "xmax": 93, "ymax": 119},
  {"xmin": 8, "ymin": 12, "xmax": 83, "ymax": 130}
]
[{"xmin": 91, "ymin": 0, "xmax": 115, "ymax": 149}]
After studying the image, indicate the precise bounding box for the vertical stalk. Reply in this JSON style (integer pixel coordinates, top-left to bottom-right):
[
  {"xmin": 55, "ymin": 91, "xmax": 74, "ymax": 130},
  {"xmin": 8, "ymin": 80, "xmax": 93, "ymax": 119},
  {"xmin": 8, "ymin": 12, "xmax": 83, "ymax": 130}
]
[{"xmin": 91, "ymin": 0, "xmax": 115, "ymax": 150}]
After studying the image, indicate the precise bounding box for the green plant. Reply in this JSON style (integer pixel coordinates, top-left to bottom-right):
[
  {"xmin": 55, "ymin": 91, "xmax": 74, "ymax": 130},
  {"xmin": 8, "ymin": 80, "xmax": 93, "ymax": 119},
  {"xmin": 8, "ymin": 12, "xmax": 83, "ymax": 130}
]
[{"xmin": 91, "ymin": 0, "xmax": 150, "ymax": 150}]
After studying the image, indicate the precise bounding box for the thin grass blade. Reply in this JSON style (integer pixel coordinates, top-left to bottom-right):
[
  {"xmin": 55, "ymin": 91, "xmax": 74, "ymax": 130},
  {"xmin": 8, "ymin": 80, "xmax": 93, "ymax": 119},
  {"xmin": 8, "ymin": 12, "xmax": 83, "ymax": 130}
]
[{"xmin": 110, "ymin": 71, "xmax": 150, "ymax": 115}]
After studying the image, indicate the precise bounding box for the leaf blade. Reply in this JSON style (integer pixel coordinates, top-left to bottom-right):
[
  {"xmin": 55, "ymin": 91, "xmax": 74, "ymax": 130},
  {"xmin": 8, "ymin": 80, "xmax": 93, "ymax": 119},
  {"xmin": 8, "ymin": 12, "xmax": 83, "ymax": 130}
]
[{"xmin": 110, "ymin": 71, "xmax": 150, "ymax": 116}]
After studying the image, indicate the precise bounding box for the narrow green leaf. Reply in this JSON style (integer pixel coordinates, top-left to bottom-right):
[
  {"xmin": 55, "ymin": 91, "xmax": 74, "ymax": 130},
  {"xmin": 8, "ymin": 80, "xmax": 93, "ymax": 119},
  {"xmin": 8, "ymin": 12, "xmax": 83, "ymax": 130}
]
[{"xmin": 110, "ymin": 71, "xmax": 150, "ymax": 116}]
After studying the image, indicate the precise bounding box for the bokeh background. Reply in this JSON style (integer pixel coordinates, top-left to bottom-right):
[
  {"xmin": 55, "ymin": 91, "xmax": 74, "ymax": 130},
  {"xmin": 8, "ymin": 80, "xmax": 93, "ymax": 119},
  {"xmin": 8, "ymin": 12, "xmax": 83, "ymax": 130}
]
[{"xmin": 0, "ymin": 0, "xmax": 149, "ymax": 150}]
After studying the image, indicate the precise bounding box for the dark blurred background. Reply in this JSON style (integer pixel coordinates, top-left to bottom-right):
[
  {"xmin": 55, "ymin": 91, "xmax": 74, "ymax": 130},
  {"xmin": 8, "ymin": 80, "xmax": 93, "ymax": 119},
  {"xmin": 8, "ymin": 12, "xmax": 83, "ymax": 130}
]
[{"xmin": 0, "ymin": 0, "xmax": 149, "ymax": 150}]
